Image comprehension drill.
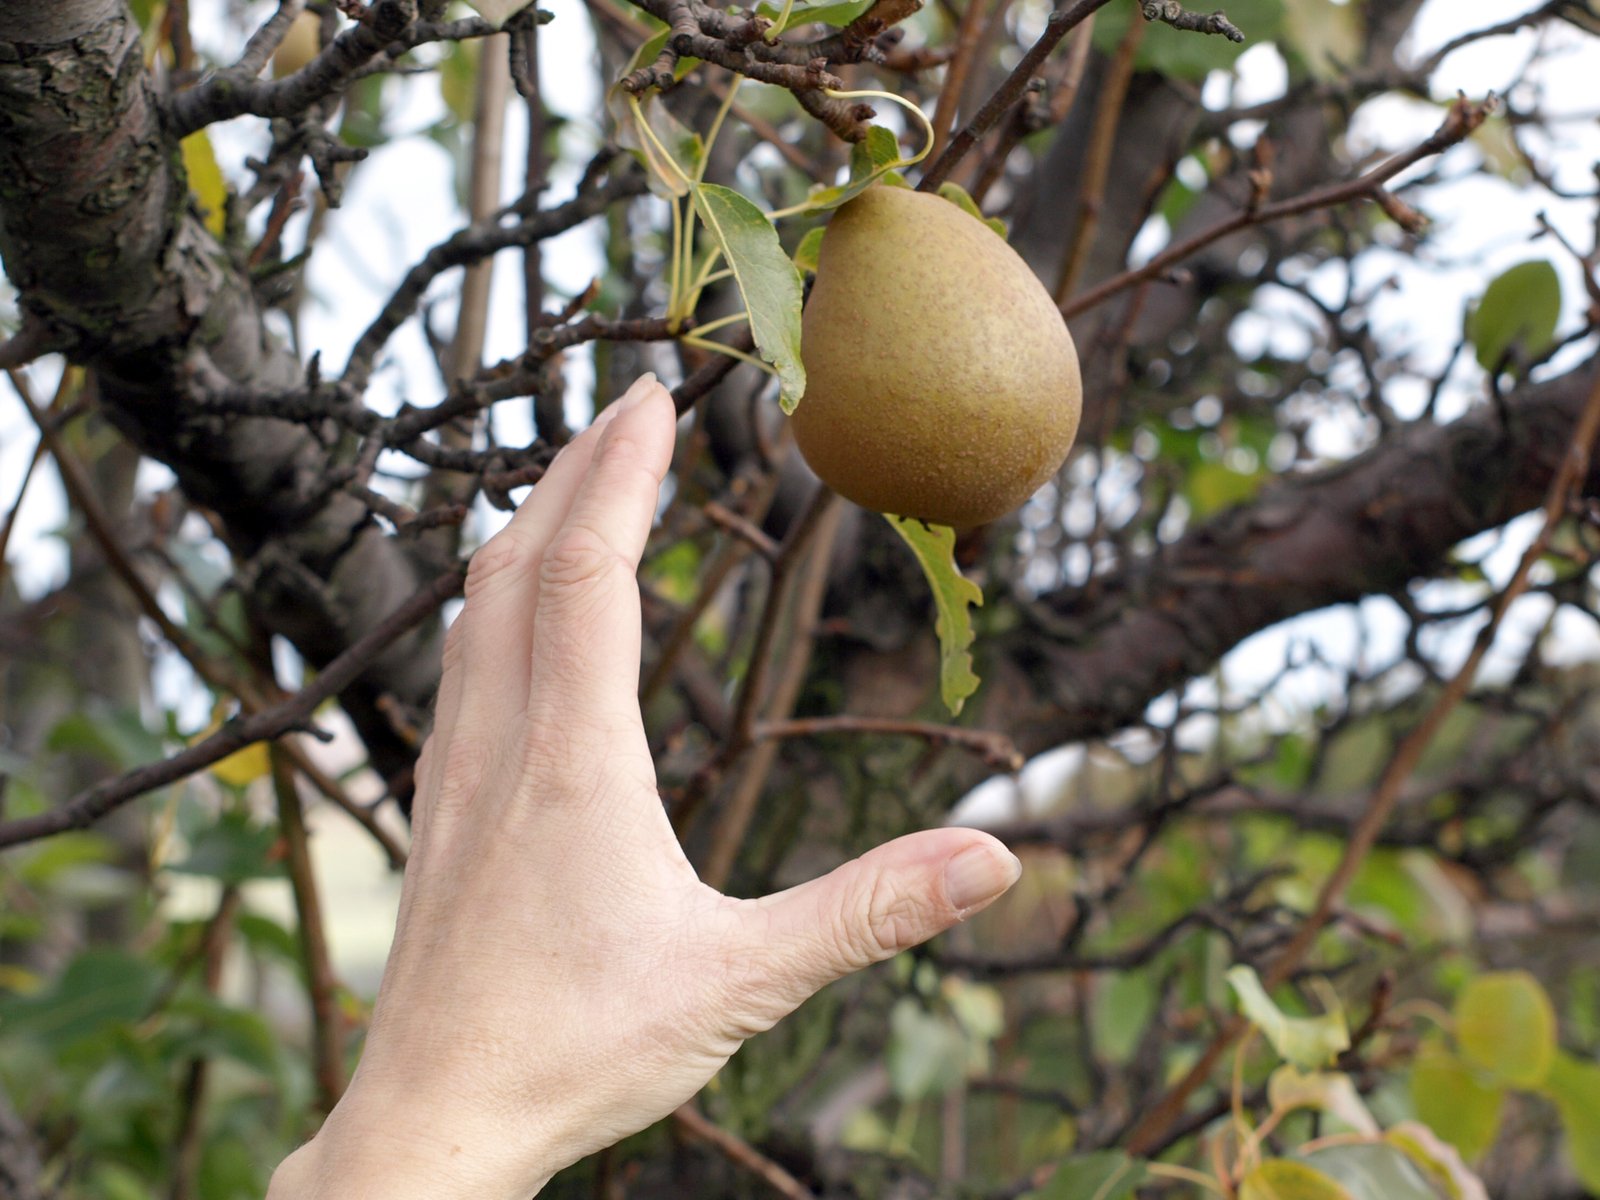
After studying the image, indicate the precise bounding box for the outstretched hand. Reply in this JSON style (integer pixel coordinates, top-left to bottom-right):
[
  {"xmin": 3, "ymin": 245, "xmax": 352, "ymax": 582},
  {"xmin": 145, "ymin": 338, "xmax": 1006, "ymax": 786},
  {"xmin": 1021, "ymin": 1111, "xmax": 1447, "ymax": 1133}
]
[{"xmin": 269, "ymin": 375, "xmax": 1022, "ymax": 1199}]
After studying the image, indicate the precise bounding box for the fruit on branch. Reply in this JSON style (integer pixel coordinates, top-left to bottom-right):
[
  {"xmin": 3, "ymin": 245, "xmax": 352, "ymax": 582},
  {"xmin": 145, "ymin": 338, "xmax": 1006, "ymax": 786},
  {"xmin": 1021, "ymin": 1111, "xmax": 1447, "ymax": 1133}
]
[
  {"xmin": 790, "ymin": 185, "xmax": 1081, "ymax": 528},
  {"xmin": 272, "ymin": 12, "xmax": 323, "ymax": 78}
]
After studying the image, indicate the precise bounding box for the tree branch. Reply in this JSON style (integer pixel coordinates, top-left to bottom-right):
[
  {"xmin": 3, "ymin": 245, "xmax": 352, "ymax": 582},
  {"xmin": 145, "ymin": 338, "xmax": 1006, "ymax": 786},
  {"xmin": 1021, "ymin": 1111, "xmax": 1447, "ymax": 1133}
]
[
  {"xmin": 0, "ymin": 568, "xmax": 463, "ymax": 851},
  {"xmin": 1122, "ymin": 365, "xmax": 1600, "ymax": 1155},
  {"xmin": 1060, "ymin": 95, "xmax": 1490, "ymax": 319},
  {"xmin": 918, "ymin": 0, "xmax": 1119, "ymax": 191}
]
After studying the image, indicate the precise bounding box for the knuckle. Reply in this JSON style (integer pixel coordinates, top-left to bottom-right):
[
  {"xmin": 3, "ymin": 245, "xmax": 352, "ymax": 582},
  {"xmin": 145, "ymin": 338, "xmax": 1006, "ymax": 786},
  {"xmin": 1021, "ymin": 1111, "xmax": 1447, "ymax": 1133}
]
[
  {"xmin": 464, "ymin": 531, "xmax": 532, "ymax": 601},
  {"xmin": 538, "ymin": 526, "xmax": 630, "ymax": 597},
  {"xmin": 848, "ymin": 872, "xmax": 928, "ymax": 965}
]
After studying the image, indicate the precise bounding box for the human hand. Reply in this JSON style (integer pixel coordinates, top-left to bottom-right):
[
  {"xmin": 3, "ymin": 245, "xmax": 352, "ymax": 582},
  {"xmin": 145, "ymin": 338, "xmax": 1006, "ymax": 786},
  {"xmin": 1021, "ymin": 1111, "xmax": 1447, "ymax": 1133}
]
[{"xmin": 268, "ymin": 375, "xmax": 1022, "ymax": 1198}]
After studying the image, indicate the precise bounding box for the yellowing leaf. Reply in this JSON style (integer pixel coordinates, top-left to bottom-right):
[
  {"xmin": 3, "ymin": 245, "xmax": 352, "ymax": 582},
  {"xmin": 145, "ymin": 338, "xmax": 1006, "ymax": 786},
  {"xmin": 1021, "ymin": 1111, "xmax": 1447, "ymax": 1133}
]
[
  {"xmin": 181, "ymin": 130, "xmax": 228, "ymax": 238},
  {"xmin": 192, "ymin": 707, "xmax": 271, "ymax": 789},
  {"xmin": 1386, "ymin": 1121, "xmax": 1491, "ymax": 1200},
  {"xmin": 1409, "ymin": 1037, "xmax": 1504, "ymax": 1162},
  {"xmin": 1453, "ymin": 970, "xmax": 1556, "ymax": 1088},
  {"xmin": 1281, "ymin": 0, "xmax": 1363, "ymax": 80},
  {"xmin": 885, "ymin": 516, "xmax": 982, "ymax": 715},
  {"xmin": 1228, "ymin": 965, "xmax": 1350, "ymax": 1070},
  {"xmin": 1267, "ymin": 1066, "xmax": 1378, "ymax": 1134},
  {"xmin": 692, "ymin": 183, "xmax": 806, "ymax": 412},
  {"xmin": 271, "ymin": 10, "xmax": 322, "ymax": 78},
  {"xmin": 0, "ymin": 965, "xmax": 42, "ymax": 995},
  {"xmin": 1239, "ymin": 1159, "xmax": 1355, "ymax": 1200}
]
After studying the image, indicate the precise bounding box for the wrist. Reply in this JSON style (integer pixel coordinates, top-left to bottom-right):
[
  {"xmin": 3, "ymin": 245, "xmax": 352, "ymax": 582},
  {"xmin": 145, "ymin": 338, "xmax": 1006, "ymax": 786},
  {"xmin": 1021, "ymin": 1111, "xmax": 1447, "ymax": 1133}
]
[{"xmin": 268, "ymin": 1094, "xmax": 553, "ymax": 1200}]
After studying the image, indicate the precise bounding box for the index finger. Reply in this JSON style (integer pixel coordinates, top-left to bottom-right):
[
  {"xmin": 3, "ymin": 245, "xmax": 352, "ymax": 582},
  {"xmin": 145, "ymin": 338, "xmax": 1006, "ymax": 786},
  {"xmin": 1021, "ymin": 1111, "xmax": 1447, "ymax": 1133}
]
[{"xmin": 526, "ymin": 378, "xmax": 677, "ymax": 732}]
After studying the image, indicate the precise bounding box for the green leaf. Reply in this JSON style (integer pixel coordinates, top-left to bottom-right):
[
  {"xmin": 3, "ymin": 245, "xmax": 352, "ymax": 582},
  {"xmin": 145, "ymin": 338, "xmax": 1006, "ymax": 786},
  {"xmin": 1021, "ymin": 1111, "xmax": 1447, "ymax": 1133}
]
[
  {"xmin": 1280, "ymin": 0, "xmax": 1363, "ymax": 80},
  {"xmin": 936, "ymin": 180, "xmax": 1008, "ymax": 237},
  {"xmin": 165, "ymin": 808, "xmax": 284, "ymax": 885},
  {"xmin": 1303, "ymin": 1143, "xmax": 1445, "ymax": 1200},
  {"xmin": 1228, "ymin": 965, "xmax": 1350, "ymax": 1070},
  {"xmin": 165, "ymin": 996, "xmax": 283, "ymax": 1078},
  {"xmin": 1240, "ymin": 1159, "xmax": 1356, "ymax": 1200},
  {"xmin": 1385, "ymin": 1122, "xmax": 1491, "ymax": 1200},
  {"xmin": 1453, "ymin": 970, "xmax": 1556, "ymax": 1088},
  {"xmin": 0, "ymin": 950, "xmax": 162, "ymax": 1051},
  {"xmin": 1023, "ymin": 1150, "xmax": 1146, "ymax": 1200},
  {"xmin": 1541, "ymin": 1051, "xmax": 1600, "ymax": 1191},
  {"xmin": 692, "ymin": 183, "xmax": 806, "ymax": 412},
  {"xmin": 200, "ymin": 1136, "xmax": 268, "ymax": 1200},
  {"xmin": 1091, "ymin": 965, "xmax": 1159, "ymax": 1063},
  {"xmin": 1187, "ymin": 459, "xmax": 1268, "ymax": 517},
  {"xmin": 1465, "ymin": 260, "xmax": 1561, "ymax": 373},
  {"xmin": 793, "ymin": 226, "xmax": 826, "ymax": 274},
  {"xmin": 755, "ymin": 0, "xmax": 875, "ymax": 26},
  {"xmin": 886, "ymin": 998, "xmax": 967, "ymax": 1100},
  {"xmin": 884, "ymin": 516, "xmax": 983, "ymax": 715},
  {"xmin": 851, "ymin": 125, "xmax": 902, "ymax": 179},
  {"xmin": 1409, "ymin": 1037, "xmax": 1503, "ymax": 1162},
  {"xmin": 437, "ymin": 36, "xmax": 481, "ymax": 124},
  {"xmin": 800, "ymin": 126, "xmax": 906, "ymax": 213}
]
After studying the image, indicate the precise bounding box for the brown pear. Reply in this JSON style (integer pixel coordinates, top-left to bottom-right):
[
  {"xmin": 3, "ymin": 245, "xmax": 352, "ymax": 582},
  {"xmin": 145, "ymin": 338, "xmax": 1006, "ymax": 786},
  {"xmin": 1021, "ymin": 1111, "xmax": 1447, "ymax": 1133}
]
[{"xmin": 790, "ymin": 185, "xmax": 1081, "ymax": 528}]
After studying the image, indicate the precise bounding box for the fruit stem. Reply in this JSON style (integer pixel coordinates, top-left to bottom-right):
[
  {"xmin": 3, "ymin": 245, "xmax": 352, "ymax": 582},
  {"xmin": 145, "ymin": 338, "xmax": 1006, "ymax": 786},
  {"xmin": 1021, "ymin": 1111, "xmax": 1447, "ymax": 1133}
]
[
  {"xmin": 668, "ymin": 196, "xmax": 685, "ymax": 324},
  {"xmin": 627, "ymin": 94, "xmax": 695, "ymax": 192},
  {"xmin": 823, "ymin": 88, "xmax": 937, "ymax": 170},
  {"xmin": 685, "ymin": 311, "xmax": 749, "ymax": 338},
  {"xmin": 681, "ymin": 335, "xmax": 777, "ymax": 375},
  {"xmin": 698, "ymin": 76, "xmax": 743, "ymax": 172},
  {"xmin": 765, "ymin": 0, "xmax": 798, "ymax": 40}
]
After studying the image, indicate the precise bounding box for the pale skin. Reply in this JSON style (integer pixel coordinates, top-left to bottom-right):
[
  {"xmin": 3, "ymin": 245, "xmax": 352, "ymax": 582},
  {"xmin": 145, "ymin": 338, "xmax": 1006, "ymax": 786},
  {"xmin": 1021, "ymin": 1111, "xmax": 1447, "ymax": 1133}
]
[{"xmin": 268, "ymin": 375, "xmax": 1023, "ymax": 1198}]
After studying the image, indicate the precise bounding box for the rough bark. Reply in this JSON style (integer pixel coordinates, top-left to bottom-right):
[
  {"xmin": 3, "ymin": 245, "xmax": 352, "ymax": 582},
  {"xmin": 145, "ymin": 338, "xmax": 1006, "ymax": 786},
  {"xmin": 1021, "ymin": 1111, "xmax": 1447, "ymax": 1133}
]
[
  {"xmin": 0, "ymin": 0, "xmax": 441, "ymax": 781},
  {"xmin": 1009, "ymin": 356, "xmax": 1600, "ymax": 757}
]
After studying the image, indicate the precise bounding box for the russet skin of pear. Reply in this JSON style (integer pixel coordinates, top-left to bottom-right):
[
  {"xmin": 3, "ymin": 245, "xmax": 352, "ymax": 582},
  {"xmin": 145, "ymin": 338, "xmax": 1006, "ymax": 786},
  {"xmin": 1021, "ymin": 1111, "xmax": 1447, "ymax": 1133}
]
[{"xmin": 792, "ymin": 185, "xmax": 1082, "ymax": 528}]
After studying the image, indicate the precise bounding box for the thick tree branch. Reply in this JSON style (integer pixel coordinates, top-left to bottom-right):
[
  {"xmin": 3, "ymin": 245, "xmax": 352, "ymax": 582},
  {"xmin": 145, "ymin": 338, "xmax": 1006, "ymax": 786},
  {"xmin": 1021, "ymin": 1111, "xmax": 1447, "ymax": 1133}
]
[{"xmin": 1006, "ymin": 354, "xmax": 1600, "ymax": 761}]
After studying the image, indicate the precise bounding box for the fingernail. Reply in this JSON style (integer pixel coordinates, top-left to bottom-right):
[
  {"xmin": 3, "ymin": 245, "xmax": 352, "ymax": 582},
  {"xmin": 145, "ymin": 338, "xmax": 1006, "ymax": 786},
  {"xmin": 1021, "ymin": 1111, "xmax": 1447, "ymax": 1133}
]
[
  {"xmin": 944, "ymin": 843, "xmax": 1022, "ymax": 913},
  {"xmin": 617, "ymin": 372, "xmax": 659, "ymax": 412}
]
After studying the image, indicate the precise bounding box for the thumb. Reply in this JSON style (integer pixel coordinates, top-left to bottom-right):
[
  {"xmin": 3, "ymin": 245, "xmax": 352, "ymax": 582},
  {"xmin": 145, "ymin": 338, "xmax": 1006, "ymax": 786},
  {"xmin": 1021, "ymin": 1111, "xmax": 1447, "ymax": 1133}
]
[{"xmin": 733, "ymin": 830, "xmax": 1021, "ymax": 1019}]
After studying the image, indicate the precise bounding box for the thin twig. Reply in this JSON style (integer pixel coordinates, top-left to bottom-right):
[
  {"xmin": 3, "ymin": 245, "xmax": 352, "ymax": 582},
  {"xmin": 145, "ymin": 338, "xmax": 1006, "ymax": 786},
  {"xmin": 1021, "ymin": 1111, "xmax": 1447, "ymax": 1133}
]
[
  {"xmin": 969, "ymin": 12, "xmax": 1094, "ymax": 205},
  {"xmin": 929, "ymin": 0, "xmax": 996, "ymax": 164},
  {"xmin": 1053, "ymin": 12, "xmax": 1143, "ymax": 302},
  {"xmin": 754, "ymin": 716, "xmax": 1023, "ymax": 770},
  {"xmin": 0, "ymin": 568, "xmax": 464, "ymax": 850},
  {"xmin": 700, "ymin": 495, "xmax": 844, "ymax": 890},
  {"xmin": 670, "ymin": 1103, "xmax": 817, "ymax": 1198},
  {"xmin": 1125, "ymin": 364, "xmax": 1600, "ymax": 1155},
  {"xmin": 9, "ymin": 370, "xmax": 408, "ymax": 868},
  {"xmin": 1139, "ymin": 1, "xmax": 1243, "ymax": 41},
  {"xmin": 269, "ymin": 745, "xmax": 348, "ymax": 1114},
  {"xmin": 168, "ymin": 885, "xmax": 241, "ymax": 1200},
  {"xmin": 1061, "ymin": 96, "xmax": 1491, "ymax": 319},
  {"xmin": 918, "ymin": 0, "xmax": 1119, "ymax": 190}
]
